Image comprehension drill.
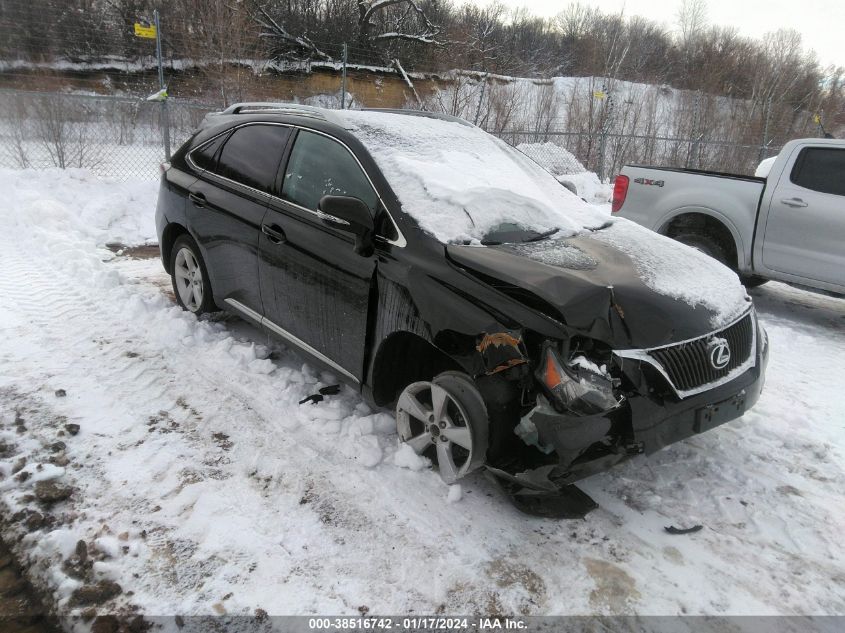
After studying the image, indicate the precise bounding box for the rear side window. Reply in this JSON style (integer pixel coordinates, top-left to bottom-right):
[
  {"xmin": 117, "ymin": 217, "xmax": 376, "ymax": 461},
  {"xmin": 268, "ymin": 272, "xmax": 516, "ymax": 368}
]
[
  {"xmin": 790, "ymin": 147, "xmax": 845, "ymax": 196},
  {"xmin": 215, "ymin": 125, "xmax": 292, "ymax": 193},
  {"xmin": 191, "ymin": 133, "xmax": 228, "ymax": 172},
  {"xmin": 282, "ymin": 130, "xmax": 378, "ymax": 212}
]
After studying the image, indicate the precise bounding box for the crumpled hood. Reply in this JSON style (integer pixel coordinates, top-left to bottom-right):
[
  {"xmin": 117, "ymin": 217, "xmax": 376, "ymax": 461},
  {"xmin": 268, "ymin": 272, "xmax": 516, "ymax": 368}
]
[{"xmin": 446, "ymin": 223, "xmax": 751, "ymax": 350}]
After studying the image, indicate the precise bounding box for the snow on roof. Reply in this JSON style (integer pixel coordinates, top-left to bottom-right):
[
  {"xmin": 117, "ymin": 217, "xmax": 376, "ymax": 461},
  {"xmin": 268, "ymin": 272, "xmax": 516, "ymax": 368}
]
[{"xmin": 337, "ymin": 110, "xmax": 607, "ymax": 243}]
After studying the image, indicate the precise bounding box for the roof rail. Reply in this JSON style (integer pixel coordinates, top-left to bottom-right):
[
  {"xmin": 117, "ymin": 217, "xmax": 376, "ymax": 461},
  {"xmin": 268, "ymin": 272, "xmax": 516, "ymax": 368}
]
[{"xmin": 221, "ymin": 102, "xmax": 329, "ymax": 119}]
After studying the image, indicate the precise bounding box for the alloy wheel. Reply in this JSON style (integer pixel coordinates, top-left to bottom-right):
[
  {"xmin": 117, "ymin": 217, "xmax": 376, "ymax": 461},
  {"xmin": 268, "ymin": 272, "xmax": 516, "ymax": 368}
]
[
  {"xmin": 396, "ymin": 375, "xmax": 487, "ymax": 483},
  {"xmin": 174, "ymin": 247, "xmax": 204, "ymax": 312}
]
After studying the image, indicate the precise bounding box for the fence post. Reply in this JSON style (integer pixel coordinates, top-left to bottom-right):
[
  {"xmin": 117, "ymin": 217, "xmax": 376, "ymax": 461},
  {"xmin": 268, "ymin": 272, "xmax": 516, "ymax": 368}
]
[
  {"xmin": 758, "ymin": 95, "xmax": 772, "ymax": 163},
  {"xmin": 154, "ymin": 9, "xmax": 171, "ymax": 160},
  {"xmin": 341, "ymin": 43, "xmax": 348, "ymax": 109}
]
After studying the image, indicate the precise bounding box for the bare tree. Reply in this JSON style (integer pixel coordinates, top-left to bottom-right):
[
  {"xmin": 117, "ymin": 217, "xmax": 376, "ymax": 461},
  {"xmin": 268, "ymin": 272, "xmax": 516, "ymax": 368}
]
[
  {"xmin": 357, "ymin": 1, "xmax": 442, "ymax": 49},
  {"xmin": 251, "ymin": 3, "xmax": 333, "ymax": 61}
]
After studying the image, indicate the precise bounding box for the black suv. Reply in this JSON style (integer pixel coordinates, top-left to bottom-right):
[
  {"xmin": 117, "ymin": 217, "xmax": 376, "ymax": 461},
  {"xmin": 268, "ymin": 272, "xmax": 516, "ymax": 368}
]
[{"xmin": 156, "ymin": 103, "xmax": 768, "ymax": 514}]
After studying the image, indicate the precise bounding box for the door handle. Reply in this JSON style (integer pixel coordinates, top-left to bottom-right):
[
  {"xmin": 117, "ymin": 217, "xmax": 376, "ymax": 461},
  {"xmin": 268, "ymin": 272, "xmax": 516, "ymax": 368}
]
[
  {"xmin": 262, "ymin": 223, "xmax": 286, "ymax": 244},
  {"xmin": 780, "ymin": 197, "xmax": 807, "ymax": 208},
  {"xmin": 189, "ymin": 192, "xmax": 206, "ymax": 208}
]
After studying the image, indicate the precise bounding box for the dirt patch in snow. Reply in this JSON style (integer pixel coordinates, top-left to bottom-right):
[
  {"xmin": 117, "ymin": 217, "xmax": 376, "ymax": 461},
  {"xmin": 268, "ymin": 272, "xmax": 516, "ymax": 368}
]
[
  {"xmin": 0, "ymin": 536, "xmax": 58, "ymax": 632},
  {"xmin": 105, "ymin": 243, "xmax": 160, "ymax": 260},
  {"xmin": 584, "ymin": 558, "xmax": 641, "ymax": 612}
]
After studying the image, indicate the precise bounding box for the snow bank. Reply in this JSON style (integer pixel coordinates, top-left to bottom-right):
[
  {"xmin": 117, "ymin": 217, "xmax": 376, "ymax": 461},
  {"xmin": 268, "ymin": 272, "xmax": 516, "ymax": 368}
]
[
  {"xmin": 517, "ymin": 142, "xmax": 587, "ymax": 174},
  {"xmin": 338, "ymin": 111, "xmax": 608, "ymax": 243},
  {"xmin": 2, "ymin": 168, "xmax": 158, "ymax": 247},
  {"xmin": 517, "ymin": 142, "xmax": 610, "ymax": 204}
]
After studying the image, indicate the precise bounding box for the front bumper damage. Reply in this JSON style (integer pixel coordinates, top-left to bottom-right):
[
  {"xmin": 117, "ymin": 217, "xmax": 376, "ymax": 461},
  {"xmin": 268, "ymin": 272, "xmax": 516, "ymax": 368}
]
[{"xmin": 487, "ymin": 328, "xmax": 769, "ymax": 518}]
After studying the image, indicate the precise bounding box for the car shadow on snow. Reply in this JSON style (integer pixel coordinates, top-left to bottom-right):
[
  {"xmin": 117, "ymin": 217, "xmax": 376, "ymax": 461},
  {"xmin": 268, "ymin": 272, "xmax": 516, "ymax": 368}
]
[{"xmin": 749, "ymin": 281, "xmax": 844, "ymax": 334}]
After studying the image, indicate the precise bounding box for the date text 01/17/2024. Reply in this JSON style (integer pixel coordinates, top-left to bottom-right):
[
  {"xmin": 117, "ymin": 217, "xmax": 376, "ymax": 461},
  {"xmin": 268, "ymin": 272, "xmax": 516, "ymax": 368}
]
[{"xmin": 307, "ymin": 617, "xmax": 528, "ymax": 630}]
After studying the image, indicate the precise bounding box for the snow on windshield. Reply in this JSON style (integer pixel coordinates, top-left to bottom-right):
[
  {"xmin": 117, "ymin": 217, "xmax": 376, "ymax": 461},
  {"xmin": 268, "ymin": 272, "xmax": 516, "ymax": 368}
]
[{"xmin": 337, "ymin": 110, "xmax": 607, "ymax": 243}]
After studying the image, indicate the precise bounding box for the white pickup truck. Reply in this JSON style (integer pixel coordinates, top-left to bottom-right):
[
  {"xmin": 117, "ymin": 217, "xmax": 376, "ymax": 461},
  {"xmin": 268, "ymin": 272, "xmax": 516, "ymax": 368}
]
[{"xmin": 612, "ymin": 138, "xmax": 845, "ymax": 294}]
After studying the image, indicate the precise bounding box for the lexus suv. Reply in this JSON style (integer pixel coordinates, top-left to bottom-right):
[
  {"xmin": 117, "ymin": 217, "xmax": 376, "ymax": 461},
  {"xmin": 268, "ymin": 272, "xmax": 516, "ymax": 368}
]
[{"xmin": 155, "ymin": 103, "xmax": 768, "ymax": 516}]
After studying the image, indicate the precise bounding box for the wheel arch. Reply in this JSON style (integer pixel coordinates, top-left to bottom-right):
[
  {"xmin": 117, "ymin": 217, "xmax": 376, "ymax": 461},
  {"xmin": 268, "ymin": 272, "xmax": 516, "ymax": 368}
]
[
  {"xmin": 160, "ymin": 222, "xmax": 190, "ymax": 274},
  {"xmin": 659, "ymin": 209, "xmax": 746, "ymax": 270},
  {"xmin": 370, "ymin": 331, "xmax": 464, "ymax": 407}
]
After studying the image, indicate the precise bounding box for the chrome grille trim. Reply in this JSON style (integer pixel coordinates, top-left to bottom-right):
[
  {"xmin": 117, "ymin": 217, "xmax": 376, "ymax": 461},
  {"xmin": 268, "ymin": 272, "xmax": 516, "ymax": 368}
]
[{"xmin": 614, "ymin": 309, "xmax": 757, "ymax": 399}]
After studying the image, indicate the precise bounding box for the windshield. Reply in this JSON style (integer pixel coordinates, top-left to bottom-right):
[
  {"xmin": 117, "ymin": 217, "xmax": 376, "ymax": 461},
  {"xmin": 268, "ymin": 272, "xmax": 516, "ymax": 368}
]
[{"xmin": 337, "ymin": 110, "xmax": 609, "ymax": 244}]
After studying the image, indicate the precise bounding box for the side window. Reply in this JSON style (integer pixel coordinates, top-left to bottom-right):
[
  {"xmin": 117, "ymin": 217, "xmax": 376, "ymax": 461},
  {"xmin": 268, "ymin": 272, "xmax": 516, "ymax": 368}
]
[
  {"xmin": 216, "ymin": 125, "xmax": 292, "ymax": 193},
  {"xmin": 790, "ymin": 147, "xmax": 845, "ymax": 196},
  {"xmin": 191, "ymin": 133, "xmax": 228, "ymax": 172},
  {"xmin": 282, "ymin": 130, "xmax": 378, "ymax": 213}
]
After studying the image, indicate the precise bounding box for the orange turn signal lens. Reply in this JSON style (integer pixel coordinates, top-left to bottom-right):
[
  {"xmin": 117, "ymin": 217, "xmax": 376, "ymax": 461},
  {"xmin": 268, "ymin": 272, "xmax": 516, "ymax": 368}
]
[{"xmin": 543, "ymin": 349, "xmax": 563, "ymax": 390}]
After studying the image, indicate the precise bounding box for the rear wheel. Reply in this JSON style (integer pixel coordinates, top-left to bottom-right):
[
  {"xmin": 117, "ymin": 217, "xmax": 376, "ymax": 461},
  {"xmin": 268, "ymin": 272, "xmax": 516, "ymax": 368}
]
[
  {"xmin": 673, "ymin": 231, "xmax": 731, "ymax": 268},
  {"xmin": 170, "ymin": 235, "xmax": 216, "ymax": 315},
  {"xmin": 740, "ymin": 275, "xmax": 768, "ymax": 288},
  {"xmin": 395, "ymin": 371, "xmax": 489, "ymax": 484}
]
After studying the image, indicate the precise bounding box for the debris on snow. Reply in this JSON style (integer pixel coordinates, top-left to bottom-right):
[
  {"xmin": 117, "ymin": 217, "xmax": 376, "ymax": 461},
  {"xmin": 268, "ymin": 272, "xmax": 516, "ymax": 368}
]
[
  {"xmin": 665, "ymin": 525, "xmax": 704, "ymax": 535},
  {"xmin": 34, "ymin": 480, "xmax": 73, "ymax": 504}
]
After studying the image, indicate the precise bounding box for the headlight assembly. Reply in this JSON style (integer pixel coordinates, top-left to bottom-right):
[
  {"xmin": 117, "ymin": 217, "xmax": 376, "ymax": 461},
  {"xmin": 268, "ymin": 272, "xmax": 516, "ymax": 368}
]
[{"xmin": 537, "ymin": 344, "xmax": 622, "ymax": 416}]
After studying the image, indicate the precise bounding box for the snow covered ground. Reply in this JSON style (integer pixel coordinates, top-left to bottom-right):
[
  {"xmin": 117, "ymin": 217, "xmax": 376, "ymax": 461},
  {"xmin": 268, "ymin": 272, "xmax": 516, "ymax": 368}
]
[{"xmin": 0, "ymin": 169, "xmax": 844, "ymax": 622}]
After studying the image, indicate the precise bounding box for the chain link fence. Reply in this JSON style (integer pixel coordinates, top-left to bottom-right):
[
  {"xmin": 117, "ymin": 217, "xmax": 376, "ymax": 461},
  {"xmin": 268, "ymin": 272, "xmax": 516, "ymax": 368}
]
[
  {"xmin": 0, "ymin": 90, "xmax": 214, "ymax": 180},
  {"xmin": 0, "ymin": 89, "xmax": 780, "ymax": 181},
  {"xmin": 499, "ymin": 130, "xmax": 780, "ymax": 182}
]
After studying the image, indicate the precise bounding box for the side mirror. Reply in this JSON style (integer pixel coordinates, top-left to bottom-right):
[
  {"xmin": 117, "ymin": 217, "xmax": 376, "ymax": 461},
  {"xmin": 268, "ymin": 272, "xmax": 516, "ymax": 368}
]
[{"xmin": 317, "ymin": 195, "xmax": 375, "ymax": 255}]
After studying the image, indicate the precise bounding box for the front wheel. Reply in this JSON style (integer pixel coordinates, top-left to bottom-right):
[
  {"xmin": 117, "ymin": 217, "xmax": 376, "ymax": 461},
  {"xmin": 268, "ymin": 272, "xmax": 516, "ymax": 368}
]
[
  {"xmin": 395, "ymin": 371, "xmax": 489, "ymax": 484},
  {"xmin": 170, "ymin": 235, "xmax": 217, "ymax": 315}
]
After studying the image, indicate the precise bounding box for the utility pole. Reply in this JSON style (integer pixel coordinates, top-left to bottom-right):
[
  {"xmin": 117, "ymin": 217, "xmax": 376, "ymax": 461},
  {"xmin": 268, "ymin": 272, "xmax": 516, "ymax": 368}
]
[
  {"xmin": 154, "ymin": 9, "xmax": 170, "ymax": 160},
  {"xmin": 341, "ymin": 43, "xmax": 348, "ymax": 109}
]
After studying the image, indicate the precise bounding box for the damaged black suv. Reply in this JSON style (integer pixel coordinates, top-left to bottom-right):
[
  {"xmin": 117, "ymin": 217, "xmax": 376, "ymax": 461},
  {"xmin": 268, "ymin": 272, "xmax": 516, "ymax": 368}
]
[{"xmin": 156, "ymin": 103, "xmax": 768, "ymax": 515}]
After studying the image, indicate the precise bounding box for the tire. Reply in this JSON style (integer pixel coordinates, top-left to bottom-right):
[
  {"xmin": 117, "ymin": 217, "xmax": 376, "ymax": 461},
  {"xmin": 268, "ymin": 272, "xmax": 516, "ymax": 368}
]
[
  {"xmin": 673, "ymin": 231, "xmax": 731, "ymax": 268},
  {"xmin": 395, "ymin": 370, "xmax": 489, "ymax": 484},
  {"xmin": 169, "ymin": 234, "xmax": 217, "ymax": 315},
  {"xmin": 740, "ymin": 275, "xmax": 768, "ymax": 288}
]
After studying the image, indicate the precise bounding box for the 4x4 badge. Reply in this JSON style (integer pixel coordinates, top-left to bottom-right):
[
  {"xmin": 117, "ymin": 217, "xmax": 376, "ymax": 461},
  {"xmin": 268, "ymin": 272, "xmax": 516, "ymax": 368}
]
[{"xmin": 707, "ymin": 337, "xmax": 731, "ymax": 370}]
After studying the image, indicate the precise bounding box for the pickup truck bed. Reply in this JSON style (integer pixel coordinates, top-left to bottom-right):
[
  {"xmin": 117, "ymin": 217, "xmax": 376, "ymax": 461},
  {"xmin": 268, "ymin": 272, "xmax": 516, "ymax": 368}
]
[{"xmin": 612, "ymin": 138, "xmax": 845, "ymax": 295}]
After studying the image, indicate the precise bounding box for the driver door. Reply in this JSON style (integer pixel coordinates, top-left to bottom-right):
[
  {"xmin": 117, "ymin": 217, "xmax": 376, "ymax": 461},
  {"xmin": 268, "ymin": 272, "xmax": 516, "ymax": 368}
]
[{"xmin": 258, "ymin": 129, "xmax": 380, "ymax": 383}]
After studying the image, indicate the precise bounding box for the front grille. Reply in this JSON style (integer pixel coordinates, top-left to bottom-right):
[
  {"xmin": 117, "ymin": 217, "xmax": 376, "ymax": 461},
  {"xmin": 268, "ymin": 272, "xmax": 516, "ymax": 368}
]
[{"xmin": 648, "ymin": 313, "xmax": 755, "ymax": 393}]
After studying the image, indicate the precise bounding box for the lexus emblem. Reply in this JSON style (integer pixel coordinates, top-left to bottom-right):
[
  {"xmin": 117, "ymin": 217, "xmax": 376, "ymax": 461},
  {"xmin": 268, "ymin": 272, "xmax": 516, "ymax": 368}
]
[{"xmin": 707, "ymin": 337, "xmax": 731, "ymax": 370}]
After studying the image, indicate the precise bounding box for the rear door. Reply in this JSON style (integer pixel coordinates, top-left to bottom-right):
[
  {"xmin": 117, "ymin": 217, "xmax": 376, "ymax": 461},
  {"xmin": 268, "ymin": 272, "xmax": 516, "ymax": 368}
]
[
  {"xmin": 186, "ymin": 123, "xmax": 292, "ymax": 313},
  {"xmin": 761, "ymin": 146, "xmax": 845, "ymax": 286},
  {"xmin": 259, "ymin": 128, "xmax": 381, "ymax": 383}
]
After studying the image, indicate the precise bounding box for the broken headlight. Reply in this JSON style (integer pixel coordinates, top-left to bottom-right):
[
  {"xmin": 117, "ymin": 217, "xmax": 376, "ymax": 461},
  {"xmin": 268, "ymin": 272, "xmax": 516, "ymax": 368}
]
[{"xmin": 537, "ymin": 345, "xmax": 622, "ymax": 416}]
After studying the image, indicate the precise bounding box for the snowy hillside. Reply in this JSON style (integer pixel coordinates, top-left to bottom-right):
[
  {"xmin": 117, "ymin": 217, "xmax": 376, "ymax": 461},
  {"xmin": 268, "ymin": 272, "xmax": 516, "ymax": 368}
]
[{"xmin": 0, "ymin": 169, "xmax": 843, "ymax": 621}]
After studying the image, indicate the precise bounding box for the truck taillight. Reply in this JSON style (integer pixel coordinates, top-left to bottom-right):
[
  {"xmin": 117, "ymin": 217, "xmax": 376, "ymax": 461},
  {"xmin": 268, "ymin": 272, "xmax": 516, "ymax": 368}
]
[{"xmin": 611, "ymin": 175, "xmax": 629, "ymax": 213}]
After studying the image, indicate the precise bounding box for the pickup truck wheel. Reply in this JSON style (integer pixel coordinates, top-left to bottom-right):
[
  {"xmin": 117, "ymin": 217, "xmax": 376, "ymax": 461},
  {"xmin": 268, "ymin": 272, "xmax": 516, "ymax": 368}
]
[
  {"xmin": 170, "ymin": 235, "xmax": 216, "ymax": 315},
  {"xmin": 740, "ymin": 275, "xmax": 768, "ymax": 288},
  {"xmin": 673, "ymin": 232, "xmax": 731, "ymax": 268},
  {"xmin": 395, "ymin": 371, "xmax": 489, "ymax": 484}
]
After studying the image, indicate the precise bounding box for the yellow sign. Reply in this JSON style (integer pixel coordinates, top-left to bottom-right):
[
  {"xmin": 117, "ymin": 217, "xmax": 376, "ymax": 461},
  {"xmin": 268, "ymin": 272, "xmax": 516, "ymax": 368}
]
[
  {"xmin": 813, "ymin": 114, "xmax": 821, "ymax": 124},
  {"xmin": 134, "ymin": 23, "xmax": 157, "ymax": 39},
  {"xmin": 593, "ymin": 90, "xmax": 606, "ymax": 100}
]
